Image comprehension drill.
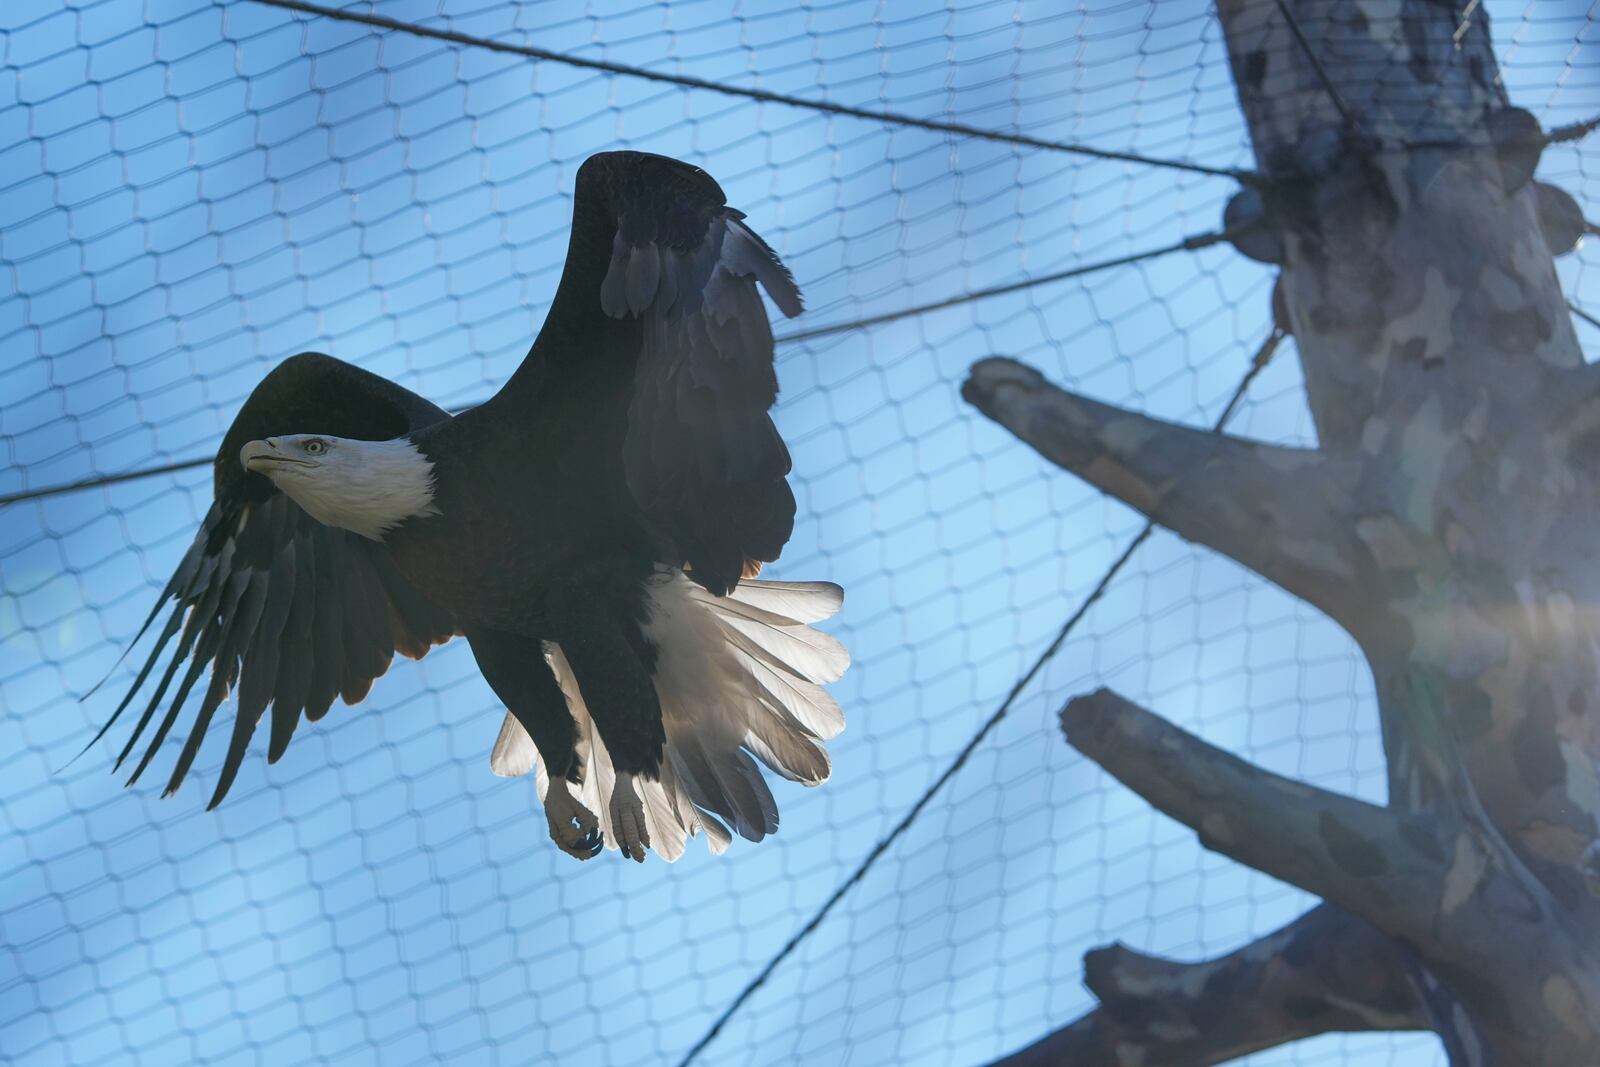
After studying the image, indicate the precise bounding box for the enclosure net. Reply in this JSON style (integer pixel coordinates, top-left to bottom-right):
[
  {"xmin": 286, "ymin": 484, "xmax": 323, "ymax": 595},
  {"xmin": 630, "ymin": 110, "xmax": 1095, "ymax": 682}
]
[{"xmin": 2, "ymin": 2, "xmax": 1595, "ymax": 1065}]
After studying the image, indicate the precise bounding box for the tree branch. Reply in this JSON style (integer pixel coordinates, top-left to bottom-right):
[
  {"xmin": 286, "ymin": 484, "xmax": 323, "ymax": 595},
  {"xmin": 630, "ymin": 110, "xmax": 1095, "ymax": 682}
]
[
  {"xmin": 962, "ymin": 357, "xmax": 1364, "ymax": 626},
  {"xmin": 989, "ymin": 904, "xmax": 1427, "ymax": 1067},
  {"xmin": 1062, "ymin": 688, "xmax": 1459, "ymax": 949},
  {"xmin": 1062, "ymin": 686, "xmax": 1600, "ymax": 1014}
]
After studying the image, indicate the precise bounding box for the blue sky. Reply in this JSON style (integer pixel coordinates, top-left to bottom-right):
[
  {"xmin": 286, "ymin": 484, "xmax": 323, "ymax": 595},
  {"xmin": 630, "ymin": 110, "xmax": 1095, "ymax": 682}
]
[{"xmin": 1, "ymin": 1, "xmax": 1595, "ymax": 1065}]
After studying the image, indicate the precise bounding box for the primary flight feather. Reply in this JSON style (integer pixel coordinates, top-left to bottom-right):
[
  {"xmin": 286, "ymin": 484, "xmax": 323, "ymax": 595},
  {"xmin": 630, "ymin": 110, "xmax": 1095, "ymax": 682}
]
[{"xmin": 94, "ymin": 151, "xmax": 849, "ymax": 862}]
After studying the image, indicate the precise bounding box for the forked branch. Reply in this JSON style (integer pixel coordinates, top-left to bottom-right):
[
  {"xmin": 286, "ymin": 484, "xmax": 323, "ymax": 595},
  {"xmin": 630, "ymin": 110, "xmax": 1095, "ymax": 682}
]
[
  {"xmin": 990, "ymin": 904, "xmax": 1427, "ymax": 1067},
  {"xmin": 1062, "ymin": 688, "xmax": 1458, "ymax": 949},
  {"xmin": 1062, "ymin": 688, "xmax": 1597, "ymax": 1003}
]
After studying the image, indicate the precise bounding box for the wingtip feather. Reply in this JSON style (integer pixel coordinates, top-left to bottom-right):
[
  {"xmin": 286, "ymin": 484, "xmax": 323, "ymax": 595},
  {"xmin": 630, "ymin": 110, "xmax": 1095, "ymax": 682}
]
[{"xmin": 490, "ymin": 711, "xmax": 537, "ymax": 778}]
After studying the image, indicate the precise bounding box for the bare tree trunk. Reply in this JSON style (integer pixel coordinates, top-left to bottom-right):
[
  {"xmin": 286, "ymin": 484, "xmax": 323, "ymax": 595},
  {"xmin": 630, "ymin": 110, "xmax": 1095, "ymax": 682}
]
[{"xmin": 966, "ymin": 2, "xmax": 1600, "ymax": 1063}]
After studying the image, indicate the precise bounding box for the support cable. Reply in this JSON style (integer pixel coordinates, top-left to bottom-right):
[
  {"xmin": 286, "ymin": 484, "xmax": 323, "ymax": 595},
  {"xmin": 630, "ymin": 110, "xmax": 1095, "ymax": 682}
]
[
  {"xmin": 673, "ymin": 327, "xmax": 1285, "ymax": 1067},
  {"xmin": 1572, "ymin": 300, "xmax": 1600, "ymax": 335},
  {"xmin": 0, "ymin": 230, "xmax": 1226, "ymax": 507},
  {"xmin": 1271, "ymin": 0, "xmax": 1362, "ymax": 134},
  {"xmin": 249, "ymin": 0, "xmax": 1252, "ymax": 183},
  {"xmin": 1549, "ymin": 113, "xmax": 1600, "ymax": 144}
]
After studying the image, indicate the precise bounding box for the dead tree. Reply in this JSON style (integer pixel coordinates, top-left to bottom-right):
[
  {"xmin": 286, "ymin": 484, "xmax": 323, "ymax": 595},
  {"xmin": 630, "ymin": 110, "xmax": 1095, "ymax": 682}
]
[{"xmin": 964, "ymin": 2, "xmax": 1600, "ymax": 1064}]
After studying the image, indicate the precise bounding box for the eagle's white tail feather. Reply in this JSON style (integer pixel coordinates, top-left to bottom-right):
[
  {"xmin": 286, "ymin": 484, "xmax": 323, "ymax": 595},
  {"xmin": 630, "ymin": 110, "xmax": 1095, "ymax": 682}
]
[
  {"xmin": 721, "ymin": 632, "xmax": 844, "ymax": 739},
  {"xmin": 741, "ymin": 696, "xmax": 832, "ymax": 783},
  {"xmin": 719, "ymin": 579, "xmax": 842, "ymax": 623},
  {"xmin": 695, "ymin": 593, "xmax": 850, "ymax": 684},
  {"xmin": 490, "ymin": 569, "xmax": 846, "ymax": 861}
]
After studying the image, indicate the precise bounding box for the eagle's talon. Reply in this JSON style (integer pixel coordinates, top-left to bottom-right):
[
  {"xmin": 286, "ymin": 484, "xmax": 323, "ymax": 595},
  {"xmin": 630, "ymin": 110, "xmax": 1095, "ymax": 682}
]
[
  {"xmin": 544, "ymin": 777, "xmax": 601, "ymax": 860},
  {"xmin": 609, "ymin": 772, "xmax": 651, "ymax": 863}
]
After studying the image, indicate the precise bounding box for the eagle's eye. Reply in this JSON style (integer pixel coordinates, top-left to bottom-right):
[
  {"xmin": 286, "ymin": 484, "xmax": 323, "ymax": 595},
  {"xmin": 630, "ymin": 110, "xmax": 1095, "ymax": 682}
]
[{"xmin": 303, "ymin": 439, "xmax": 328, "ymax": 455}]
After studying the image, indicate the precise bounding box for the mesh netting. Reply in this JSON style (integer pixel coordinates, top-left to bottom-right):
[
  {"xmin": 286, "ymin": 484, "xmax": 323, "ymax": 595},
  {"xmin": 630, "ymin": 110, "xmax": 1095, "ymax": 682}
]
[{"xmin": 2, "ymin": 2, "xmax": 1595, "ymax": 1065}]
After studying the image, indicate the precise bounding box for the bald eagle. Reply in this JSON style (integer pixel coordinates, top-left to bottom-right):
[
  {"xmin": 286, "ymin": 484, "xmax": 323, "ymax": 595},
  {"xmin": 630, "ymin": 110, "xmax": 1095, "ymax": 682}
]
[{"xmin": 90, "ymin": 151, "xmax": 849, "ymax": 863}]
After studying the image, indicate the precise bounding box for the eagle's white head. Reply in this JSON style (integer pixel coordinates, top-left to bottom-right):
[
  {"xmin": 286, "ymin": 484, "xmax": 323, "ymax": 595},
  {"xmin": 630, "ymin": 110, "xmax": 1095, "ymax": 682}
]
[{"xmin": 240, "ymin": 434, "xmax": 439, "ymax": 540}]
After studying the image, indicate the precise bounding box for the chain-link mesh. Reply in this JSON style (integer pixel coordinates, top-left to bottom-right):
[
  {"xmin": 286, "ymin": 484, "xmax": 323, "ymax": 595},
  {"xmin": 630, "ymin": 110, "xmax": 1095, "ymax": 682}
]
[{"xmin": 2, "ymin": 2, "xmax": 1595, "ymax": 1065}]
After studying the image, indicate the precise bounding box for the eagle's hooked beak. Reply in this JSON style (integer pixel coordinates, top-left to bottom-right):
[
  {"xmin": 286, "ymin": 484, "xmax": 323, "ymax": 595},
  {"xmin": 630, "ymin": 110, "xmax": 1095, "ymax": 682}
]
[{"xmin": 241, "ymin": 438, "xmax": 314, "ymax": 473}]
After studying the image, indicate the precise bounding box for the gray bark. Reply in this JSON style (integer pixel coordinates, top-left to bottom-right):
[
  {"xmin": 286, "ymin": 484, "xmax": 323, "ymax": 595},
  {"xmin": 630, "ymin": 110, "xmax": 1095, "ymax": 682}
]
[
  {"xmin": 991, "ymin": 904, "xmax": 1427, "ymax": 1067},
  {"xmin": 968, "ymin": 2, "xmax": 1600, "ymax": 1063}
]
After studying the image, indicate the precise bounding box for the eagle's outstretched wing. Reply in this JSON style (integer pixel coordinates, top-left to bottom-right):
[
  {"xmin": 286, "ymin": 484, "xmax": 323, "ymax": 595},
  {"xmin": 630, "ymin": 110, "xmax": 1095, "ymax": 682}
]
[
  {"xmin": 90, "ymin": 353, "xmax": 457, "ymax": 808},
  {"xmin": 517, "ymin": 151, "xmax": 804, "ymax": 595}
]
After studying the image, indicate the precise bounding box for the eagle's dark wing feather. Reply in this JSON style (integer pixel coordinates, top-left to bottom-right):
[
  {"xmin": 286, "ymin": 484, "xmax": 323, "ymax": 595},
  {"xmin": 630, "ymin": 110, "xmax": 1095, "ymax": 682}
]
[
  {"xmin": 91, "ymin": 353, "xmax": 457, "ymax": 808},
  {"xmin": 529, "ymin": 151, "xmax": 804, "ymax": 594}
]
